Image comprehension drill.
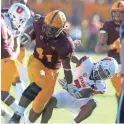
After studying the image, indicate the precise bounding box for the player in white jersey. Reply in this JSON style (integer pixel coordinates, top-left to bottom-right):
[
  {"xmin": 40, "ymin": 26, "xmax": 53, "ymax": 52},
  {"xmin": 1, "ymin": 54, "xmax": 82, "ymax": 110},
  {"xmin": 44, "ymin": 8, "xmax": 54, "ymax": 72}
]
[
  {"xmin": 1, "ymin": 3, "xmax": 31, "ymax": 122},
  {"xmin": 1, "ymin": 2, "xmax": 31, "ymax": 100},
  {"xmin": 41, "ymin": 56, "xmax": 118, "ymax": 124}
]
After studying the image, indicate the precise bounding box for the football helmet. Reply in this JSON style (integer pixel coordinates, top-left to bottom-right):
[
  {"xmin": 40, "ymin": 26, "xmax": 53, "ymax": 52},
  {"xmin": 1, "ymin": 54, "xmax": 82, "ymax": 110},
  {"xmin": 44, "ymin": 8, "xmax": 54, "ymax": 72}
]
[
  {"xmin": 92, "ymin": 57, "xmax": 118, "ymax": 80},
  {"xmin": 42, "ymin": 10, "xmax": 66, "ymax": 39},
  {"xmin": 8, "ymin": 3, "xmax": 31, "ymax": 30},
  {"xmin": 111, "ymin": 1, "xmax": 124, "ymax": 24}
]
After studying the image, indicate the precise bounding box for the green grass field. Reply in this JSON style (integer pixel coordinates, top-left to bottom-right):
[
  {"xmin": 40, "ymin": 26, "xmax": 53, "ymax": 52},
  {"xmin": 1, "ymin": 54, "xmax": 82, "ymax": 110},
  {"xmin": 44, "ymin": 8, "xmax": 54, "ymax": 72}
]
[{"xmin": 3, "ymin": 52, "xmax": 118, "ymax": 124}]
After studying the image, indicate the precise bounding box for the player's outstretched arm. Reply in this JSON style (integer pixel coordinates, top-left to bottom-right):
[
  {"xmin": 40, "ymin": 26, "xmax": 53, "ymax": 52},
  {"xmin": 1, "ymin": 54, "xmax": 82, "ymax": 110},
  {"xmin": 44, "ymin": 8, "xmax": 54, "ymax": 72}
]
[
  {"xmin": 62, "ymin": 57, "xmax": 82, "ymax": 98},
  {"xmin": 95, "ymin": 31, "xmax": 110, "ymax": 53},
  {"xmin": 70, "ymin": 55, "xmax": 80, "ymax": 65},
  {"xmin": 41, "ymin": 97, "xmax": 57, "ymax": 123}
]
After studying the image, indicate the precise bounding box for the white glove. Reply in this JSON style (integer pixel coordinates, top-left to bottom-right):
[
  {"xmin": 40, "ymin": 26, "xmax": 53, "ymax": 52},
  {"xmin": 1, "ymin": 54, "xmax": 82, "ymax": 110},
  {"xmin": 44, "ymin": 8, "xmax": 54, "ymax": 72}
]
[
  {"xmin": 58, "ymin": 79, "xmax": 68, "ymax": 90},
  {"xmin": 67, "ymin": 84, "xmax": 82, "ymax": 98},
  {"xmin": 74, "ymin": 40, "xmax": 83, "ymax": 48}
]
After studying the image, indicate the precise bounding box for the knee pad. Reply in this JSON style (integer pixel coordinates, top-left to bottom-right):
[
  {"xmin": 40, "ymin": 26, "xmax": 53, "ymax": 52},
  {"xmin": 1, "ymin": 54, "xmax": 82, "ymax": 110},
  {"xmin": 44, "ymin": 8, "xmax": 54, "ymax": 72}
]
[{"xmin": 22, "ymin": 82, "xmax": 42, "ymax": 101}]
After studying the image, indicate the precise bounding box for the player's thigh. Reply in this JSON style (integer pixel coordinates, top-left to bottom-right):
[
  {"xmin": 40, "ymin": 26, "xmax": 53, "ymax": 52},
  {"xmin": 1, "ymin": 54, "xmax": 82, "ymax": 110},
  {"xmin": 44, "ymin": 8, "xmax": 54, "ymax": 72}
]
[
  {"xmin": 53, "ymin": 89, "xmax": 76, "ymax": 108},
  {"xmin": 17, "ymin": 47, "xmax": 26, "ymax": 63},
  {"xmin": 28, "ymin": 57, "xmax": 46, "ymax": 88},
  {"xmin": 1, "ymin": 58, "xmax": 18, "ymax": 91},
  {"xmin": 72, "ymin": 97, "xmax": 96, "ymax": 113}
]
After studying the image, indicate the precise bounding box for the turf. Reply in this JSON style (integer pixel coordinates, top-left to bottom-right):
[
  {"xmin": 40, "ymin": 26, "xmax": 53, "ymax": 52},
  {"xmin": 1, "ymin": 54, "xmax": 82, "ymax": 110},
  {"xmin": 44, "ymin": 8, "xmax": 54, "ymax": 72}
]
[{"xmin": 3, "ymin": 52, "xmax": 118, "ymax": 123}]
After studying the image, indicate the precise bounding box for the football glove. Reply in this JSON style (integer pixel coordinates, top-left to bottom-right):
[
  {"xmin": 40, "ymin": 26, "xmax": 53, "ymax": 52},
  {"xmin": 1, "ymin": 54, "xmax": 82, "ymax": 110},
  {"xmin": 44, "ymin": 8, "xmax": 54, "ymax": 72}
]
[
  {"xmin": 58, "ymin": 78, "xmax": 68, "ymax": 90},
  {"xmin": 59, "ymin": 79, "xmax": 82, "ymax": 98},
  {"xmin": 67, "ymin": 84, "xmax": 82, "ymax": 98},
  {"xmin": 74, "ymin": 40, "xmax": 83, "ymax": 48}
]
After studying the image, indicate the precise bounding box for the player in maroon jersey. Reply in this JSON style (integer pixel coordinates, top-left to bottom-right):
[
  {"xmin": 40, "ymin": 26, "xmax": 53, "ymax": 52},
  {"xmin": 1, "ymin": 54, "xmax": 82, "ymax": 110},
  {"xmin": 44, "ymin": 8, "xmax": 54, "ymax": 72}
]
[
  {"xmin": 10, "ymin": 10, "xmax": 82, "ymax": 123},
  {"xmin": 95, "ymin": 1, "xmax": 124, "ymax": 100}
]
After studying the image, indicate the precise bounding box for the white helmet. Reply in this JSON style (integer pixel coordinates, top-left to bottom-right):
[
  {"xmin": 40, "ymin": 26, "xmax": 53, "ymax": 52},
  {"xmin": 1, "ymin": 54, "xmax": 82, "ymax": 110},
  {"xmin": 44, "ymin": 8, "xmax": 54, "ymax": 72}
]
[
  {"xmin": 8, "ymin": 3, "xmax": 31, "ymax": 29},
  {"xmin": 92, "ymin": 57, "xmax": 118, "ymax": 80}
]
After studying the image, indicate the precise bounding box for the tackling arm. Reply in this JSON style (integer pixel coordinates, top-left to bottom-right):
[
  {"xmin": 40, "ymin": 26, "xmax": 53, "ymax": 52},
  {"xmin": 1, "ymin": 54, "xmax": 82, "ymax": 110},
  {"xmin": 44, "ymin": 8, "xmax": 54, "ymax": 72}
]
[
  {"xmin": 95, "ymin": 31, "xmax": 110, "ymax": 53},
  {"xmin": 62, "ymin": 57, "xmax": 73, "ymax": 84},
  {"xmin": 71, "ymin": 55, "xmax": 80, "ymax": 65}
]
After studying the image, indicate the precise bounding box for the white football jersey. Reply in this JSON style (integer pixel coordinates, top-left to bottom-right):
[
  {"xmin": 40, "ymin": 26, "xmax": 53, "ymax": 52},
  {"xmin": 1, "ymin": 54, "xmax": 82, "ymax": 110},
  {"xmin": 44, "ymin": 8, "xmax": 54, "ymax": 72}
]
[{"xmin": 73, "ymin": 56, "xmax": 106, "ymax": 93}]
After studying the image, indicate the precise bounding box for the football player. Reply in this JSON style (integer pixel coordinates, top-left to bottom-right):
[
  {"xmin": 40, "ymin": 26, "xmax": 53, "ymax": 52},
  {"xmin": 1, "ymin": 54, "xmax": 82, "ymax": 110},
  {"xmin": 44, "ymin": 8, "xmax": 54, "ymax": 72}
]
[
  {"xmin": 1, "ymin": 3, "xmax": 31, "ymax": 102},
  {"xmin": 41, "ymin": 56, "xmax": 118, "ymax": 124},
  {"xmin": 1, "ymin": 17, "xmax": 20, "ymax": 122},
  {"xmin": 10, "ymin": 10, "xmax": 81, "ymax": 123},
  {"xmin": 95, "ymin": 1, "xmax": 124, "ymax": 100},
  {"xmin": 116, "ymin": 22, "xmax": 124, "ymax": 123}
]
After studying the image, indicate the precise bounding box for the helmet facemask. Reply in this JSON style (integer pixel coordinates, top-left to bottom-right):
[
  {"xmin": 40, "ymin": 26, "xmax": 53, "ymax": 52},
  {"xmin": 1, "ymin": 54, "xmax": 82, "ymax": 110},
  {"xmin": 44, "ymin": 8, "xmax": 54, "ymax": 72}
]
[
  {"xmin": 93, "ymin": 63, "xmax": 111, "ymax": 80},
  {"xmin": 111, "ymin": 10, "xmax": 124, "ymax": 24},
  {"xmin": 8, "ymin": 3, "xmax": 31, "ymax": 30},
  {"xmin": 92, "ymin": 57, "xmax": 118, "ymax": 81},
  {"xmin": 43, "ymin": 10, "xmax": 66, "ymax": 40},
  {"xmin": 9, "ymin": 13, "xmax": 27, "ymax": 29},
  {"xmin": 42, "ymin": 23, "xmax": 64, "ymax": 40},
  {"xmin": 111, "ymin": 1, "xmax": 124, "ymax": 24}
]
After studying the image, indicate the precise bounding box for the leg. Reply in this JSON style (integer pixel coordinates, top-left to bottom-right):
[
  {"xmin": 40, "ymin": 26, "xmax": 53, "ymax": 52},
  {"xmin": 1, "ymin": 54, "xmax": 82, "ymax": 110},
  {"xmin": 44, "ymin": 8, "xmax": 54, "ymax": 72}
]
[
  {"xmin": 12, "ymin": 47, "xmax": 27, "ymax": 102},
  {"xmin": 41, "ymin": 97, "xmax": 57, "ymax": 123},
  {"xmin": 111, "ymin": 73, "xmax": 122, "ymax": 100},
  {"xmin": 1, "ymin": 58, "xmax": 19, "ymax": 111},
  {"xmin": 10, "ymin": 82, "xmax": 42, "ymax": 123},
  {"xmin": 1, "ymin": 58, "xmax": 18, "ymax": 121},
  {"xmin": 12, "ymin": 76, "xmax": 26, "ymax": 102},
  {"xmin": 74, "ymin": 99, "xmax": 96, "ymax": 123},
  {"xmin": 28, "ymin": 70, "xmax": 58, "ymax": 122},
  {"xmin": 1, "ymin": 91, "xmax": 19, "ymax": 112}
]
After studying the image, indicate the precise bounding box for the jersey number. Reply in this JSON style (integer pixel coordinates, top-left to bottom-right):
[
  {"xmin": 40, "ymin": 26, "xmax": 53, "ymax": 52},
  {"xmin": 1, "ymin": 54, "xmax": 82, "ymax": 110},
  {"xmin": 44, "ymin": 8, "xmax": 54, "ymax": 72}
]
[{"xmin": 36, "ymin": 48, "xmax": 52, "ymax": 62}]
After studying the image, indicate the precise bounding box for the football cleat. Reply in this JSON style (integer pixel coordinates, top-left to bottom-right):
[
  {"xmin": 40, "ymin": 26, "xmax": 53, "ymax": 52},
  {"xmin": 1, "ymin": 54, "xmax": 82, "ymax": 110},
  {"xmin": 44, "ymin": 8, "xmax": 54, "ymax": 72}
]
[{"xmin": 9, "ymin": 113, "xmax": 21, "ymax": 123}]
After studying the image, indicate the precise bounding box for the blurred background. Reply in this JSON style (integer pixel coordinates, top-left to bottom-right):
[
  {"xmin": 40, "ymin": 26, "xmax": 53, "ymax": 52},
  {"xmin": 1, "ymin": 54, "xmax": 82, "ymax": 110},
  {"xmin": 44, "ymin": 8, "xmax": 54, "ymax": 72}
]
[{"xmin": 1, "ymin": 0, "xmax": 117, "ymax": 52}]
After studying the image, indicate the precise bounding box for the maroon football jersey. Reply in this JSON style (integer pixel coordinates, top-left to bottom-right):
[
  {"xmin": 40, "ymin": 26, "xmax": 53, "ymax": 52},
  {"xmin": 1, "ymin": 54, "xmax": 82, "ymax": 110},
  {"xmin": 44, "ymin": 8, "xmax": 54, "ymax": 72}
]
[
  {"xmin": 100, "ymin": 20, "xmax": 120, "ymax": 64},
  {"xmin": 1, "ymin": 18, "xmax": 14, "ymax": 59},
  {"xmin": 33, "ymin": 17, "xmax": 75, "ymax": 69}
]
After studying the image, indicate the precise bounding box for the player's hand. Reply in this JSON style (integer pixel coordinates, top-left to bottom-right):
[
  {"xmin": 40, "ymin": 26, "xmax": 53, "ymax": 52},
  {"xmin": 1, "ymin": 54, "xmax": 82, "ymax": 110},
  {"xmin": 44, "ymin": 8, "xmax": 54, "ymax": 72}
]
[
  {"xmin": 58, "ymin": 79, "xmax": 68, "ymax": 90},
  {"xmin": 67, "ymin": 84, "xmax": 82, "ymax": 98},
  {"xmin": 74, "ymin": 40, "xmax": 83, "ymax": 48},
  {"xmin": 110, "ymin": 38, "xmax": 120, "ymax": 51}
]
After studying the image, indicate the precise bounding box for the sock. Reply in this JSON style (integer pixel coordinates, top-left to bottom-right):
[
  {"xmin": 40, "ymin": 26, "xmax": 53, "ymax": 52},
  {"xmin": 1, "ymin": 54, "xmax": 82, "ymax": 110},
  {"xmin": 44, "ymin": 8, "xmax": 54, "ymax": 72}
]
[
  {"xmin": 15, "ymin": 83, "xmax": 25, "ymax": 102},
  {"xmin": 16, "ymin": 105, "xmax": 26, "ymax": 116},
  {"xmin": 9, "ymin": 100, "xmax": 18, "ymax": 112}
]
